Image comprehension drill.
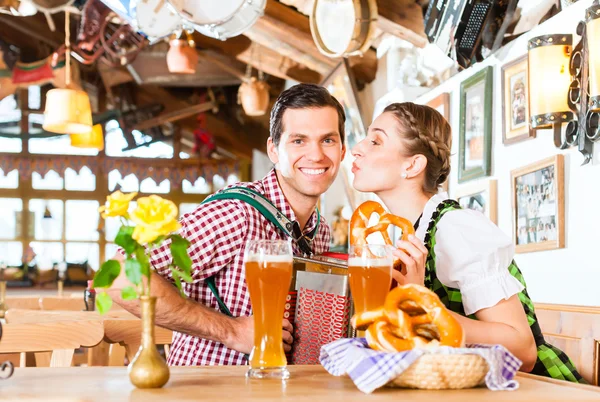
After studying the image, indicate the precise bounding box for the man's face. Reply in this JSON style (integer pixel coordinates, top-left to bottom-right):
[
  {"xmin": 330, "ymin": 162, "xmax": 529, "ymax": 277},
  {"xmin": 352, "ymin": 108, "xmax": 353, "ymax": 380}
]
[{"xmin": 267, "ymin": 106, "xmax": 345, "ymax": 199}]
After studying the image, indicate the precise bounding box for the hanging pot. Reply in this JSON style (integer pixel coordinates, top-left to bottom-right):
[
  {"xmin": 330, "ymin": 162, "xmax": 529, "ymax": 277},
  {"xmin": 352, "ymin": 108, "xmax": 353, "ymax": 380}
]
[
  {"xmin": 238, "ymin": 77, "xmax": 270, "ymax": 116},
  {"xmin": 166, "ymin": 39, "xmax": 198, "ymax": 74}
]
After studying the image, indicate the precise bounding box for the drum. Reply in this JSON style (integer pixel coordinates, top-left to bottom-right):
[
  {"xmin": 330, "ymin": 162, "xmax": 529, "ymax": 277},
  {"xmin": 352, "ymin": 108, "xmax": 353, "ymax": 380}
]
[
  {"xmin": 310, "ymin": 0, "xmax": 377, "ymax": 58},
  {"xmin": 167, "ymin": 0, "xmax": 266, "ymax": 41},
  {"xmin": 100, "ymin": 0, "xmax": 182, "ymax": 41}
]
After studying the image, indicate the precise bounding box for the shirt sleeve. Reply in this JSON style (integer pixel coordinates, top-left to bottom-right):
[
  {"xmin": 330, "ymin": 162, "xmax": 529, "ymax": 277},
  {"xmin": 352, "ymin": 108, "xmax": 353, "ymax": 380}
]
[
  {"xmin": 433, "ymin": 209, "xmax": 524, "ymax": 316},
  {"xmin": 149, "ymin": 200, "xmax": 248, "ymax": 284}
]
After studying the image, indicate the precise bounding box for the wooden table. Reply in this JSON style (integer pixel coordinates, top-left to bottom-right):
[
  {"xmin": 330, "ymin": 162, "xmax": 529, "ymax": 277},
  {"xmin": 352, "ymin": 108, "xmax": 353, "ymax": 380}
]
[{"xmin": 1, "ymin": 365, "xmax": 599, "ymax": 401}]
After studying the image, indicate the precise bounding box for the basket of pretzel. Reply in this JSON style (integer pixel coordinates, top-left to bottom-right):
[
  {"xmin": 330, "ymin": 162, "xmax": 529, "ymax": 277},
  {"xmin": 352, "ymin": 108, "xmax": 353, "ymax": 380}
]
[{"xmin": 350, "ymin": 284, "xmax": 489, "ymax": 390}]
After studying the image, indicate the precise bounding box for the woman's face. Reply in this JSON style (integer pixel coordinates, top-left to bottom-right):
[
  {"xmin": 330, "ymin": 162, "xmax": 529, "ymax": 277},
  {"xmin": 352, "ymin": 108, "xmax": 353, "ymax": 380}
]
[{"xmin": 350, "ymin": 112, "xmax": 409, "ymax": 193}]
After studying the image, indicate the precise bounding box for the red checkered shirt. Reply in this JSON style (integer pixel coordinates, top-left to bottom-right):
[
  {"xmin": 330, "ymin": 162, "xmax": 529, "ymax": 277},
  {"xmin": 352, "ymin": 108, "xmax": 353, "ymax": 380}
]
[{"xmin": 149, "ymin": 168, "xmax": 331, "ymax": 366}]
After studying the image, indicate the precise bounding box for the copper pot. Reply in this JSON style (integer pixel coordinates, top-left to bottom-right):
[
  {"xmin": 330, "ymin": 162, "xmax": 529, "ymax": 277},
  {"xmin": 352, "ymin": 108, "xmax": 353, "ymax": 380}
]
[
  {"xmin": 166, "ymin": 39, "xmax": 198, "ymax": 74},
  {"xmin": 238, "ymin": 77, "xmax": 270, "ymax": 116}
]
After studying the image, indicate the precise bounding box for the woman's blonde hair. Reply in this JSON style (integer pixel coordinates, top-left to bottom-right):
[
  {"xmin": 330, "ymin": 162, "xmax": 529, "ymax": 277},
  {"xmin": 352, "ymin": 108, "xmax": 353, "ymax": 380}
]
[{"xmin": 383, "ymin": 102, "xmax": 452, "ymax": 194}]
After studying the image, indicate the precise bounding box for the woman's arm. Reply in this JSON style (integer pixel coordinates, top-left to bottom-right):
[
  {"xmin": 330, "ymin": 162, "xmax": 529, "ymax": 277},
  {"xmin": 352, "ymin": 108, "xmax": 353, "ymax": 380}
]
[{"xmin": 451, "ymin": 294, "xmax": 538, "ymax": 372}]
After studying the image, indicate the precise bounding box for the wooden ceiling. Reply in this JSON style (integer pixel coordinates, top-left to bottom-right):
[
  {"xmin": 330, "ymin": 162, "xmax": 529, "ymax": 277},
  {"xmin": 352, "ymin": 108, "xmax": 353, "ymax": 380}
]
[{"xmin": 0, "ymin": 0, "xmax": 427, "ymax": 162}]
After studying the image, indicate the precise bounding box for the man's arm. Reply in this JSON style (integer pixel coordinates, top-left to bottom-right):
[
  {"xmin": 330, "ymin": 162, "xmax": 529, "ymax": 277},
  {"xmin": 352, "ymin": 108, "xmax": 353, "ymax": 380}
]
[{"xmin": 107, "ymin": 256, "xmax": 255, "ymax": 354}]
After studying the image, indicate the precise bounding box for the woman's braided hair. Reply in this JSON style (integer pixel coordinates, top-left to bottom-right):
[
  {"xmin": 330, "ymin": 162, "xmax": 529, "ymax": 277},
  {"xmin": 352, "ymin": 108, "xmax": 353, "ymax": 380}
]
[{"xmin": 383, "ymin": 102, "xmax": 452, "ymax": 194}]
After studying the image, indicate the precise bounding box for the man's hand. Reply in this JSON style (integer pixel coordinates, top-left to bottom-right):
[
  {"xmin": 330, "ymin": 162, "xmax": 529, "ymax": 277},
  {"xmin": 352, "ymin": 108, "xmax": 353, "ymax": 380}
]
[{"xmin": 226, "ymin": 316, "xmax": 295, "ymax": 355}]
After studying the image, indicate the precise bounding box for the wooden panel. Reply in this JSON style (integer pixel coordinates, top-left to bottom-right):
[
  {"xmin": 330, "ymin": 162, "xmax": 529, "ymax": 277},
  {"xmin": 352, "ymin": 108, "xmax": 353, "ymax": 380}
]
[{"xmin": 534, "ymin": 303, "xmax": 600, "ymax": 385}]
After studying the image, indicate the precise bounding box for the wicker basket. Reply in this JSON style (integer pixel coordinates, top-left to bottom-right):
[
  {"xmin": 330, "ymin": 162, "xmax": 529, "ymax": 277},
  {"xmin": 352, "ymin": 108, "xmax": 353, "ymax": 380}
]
[{"xmin": 387, "ymin": 354, "xmax": 489, "ymax": 390}]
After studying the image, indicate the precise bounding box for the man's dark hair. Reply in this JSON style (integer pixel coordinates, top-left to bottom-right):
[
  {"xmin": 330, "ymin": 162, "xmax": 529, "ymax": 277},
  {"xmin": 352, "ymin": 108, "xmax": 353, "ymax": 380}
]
[{"xmin": 269, "ymin": 83, "xmax": 346, "ymax": 147}]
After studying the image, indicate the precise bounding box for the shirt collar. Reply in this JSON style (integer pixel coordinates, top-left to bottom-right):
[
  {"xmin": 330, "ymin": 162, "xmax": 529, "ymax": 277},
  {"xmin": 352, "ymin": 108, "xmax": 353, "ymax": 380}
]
[
  {"xmin": 260, "ymin": 168, "xmax": 319, "ymax": 235},
  {"xmin": 415, "ymin": 191, "xmax": 449, "ymax": 241}
]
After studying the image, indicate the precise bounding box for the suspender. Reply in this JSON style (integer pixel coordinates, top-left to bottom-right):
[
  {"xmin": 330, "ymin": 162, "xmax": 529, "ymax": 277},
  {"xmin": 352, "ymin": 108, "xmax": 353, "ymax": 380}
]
[{"xmin": 201, "ymin": 187, "xmax": 320, "ymax": 317}]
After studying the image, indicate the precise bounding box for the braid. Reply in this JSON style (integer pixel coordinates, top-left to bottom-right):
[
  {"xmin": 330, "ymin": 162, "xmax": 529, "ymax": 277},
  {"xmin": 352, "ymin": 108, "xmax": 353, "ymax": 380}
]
[{"xmin": 383, "ymin": 102, "xmax": 452, "ymax": 193}]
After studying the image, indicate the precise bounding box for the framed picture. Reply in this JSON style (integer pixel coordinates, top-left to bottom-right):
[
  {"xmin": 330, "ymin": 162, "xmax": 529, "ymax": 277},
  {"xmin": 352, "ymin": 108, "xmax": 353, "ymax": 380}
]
[
  {"xmin": 427, "ymin": 92, "xmax": 451, "ymax": 193},
  {"xmin": 453, "ymin": 179, "xmax": 497, "ymax": 224},
  {"xmin": 459, "ymin": 66, "xmax": 493, "ymax": 183},
  {"xmin": 321, "ymin": 59, "xmax": 368, "ymax": 210},
  {"xmin": 511, "ymin": 155, "xmax": 564, "ymax": 253},
  {"xmin": 501, "ymin": 55, "xmax": 535, "ymax": 144}
]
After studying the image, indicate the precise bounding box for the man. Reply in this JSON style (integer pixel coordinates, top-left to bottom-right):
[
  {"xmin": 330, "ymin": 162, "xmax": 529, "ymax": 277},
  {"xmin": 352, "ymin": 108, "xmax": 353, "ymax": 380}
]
[{"xmin": 108, "ymin": 83, "xmax": 346, "ymax": 365}]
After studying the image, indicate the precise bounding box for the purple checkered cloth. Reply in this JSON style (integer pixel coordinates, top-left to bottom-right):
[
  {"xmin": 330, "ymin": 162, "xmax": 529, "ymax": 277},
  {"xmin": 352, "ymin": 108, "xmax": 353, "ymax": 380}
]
[{"xmin": 320, "ymin": 338, "xmax": 522, "ymax": 394}]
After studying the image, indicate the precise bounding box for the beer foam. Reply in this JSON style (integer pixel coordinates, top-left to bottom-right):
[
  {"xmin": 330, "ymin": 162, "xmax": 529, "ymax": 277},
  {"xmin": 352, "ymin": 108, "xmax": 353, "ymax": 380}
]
[
  {"xmin": 245, "ymin": 254, "xmax": 294, "ymax": 263},
  {"xmin": 348, "ymin": 257, "xmax": 393, "ymax": 267}
]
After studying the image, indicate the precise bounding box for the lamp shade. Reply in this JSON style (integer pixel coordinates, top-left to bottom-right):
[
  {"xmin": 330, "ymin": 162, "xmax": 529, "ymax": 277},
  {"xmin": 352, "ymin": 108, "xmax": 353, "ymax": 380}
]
[
  {"xmin": 70, "ymin": 124, "xmax": 104, "ymax": 151},
  {"xmin": 587, "ymin": 2, "xmax": 600, "ymax": 110},
  {"xmin": 528, "ymin": 34, "xmax": 573, "ymax": 128},
  {"xmin": 43, "ymin": 88, "xmax": 93, "ymax": 135}
]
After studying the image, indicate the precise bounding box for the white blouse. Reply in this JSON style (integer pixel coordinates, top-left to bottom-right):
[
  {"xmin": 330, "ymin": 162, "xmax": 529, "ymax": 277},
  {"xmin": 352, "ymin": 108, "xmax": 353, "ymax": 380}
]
[{"xmin": 414, "ymin": 192, "xmax": 524, "ymax": 316}]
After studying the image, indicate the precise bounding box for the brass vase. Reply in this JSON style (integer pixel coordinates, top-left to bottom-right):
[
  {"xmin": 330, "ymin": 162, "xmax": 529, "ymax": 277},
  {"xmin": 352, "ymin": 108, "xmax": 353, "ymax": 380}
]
[{"xmin": 128, "ymin": 296, "xmax": 170, "ymax": 389}]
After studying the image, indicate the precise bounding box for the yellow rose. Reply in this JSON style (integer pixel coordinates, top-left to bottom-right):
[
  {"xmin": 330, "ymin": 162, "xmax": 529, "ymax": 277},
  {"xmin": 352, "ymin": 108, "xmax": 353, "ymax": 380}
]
[
  {"xmin": 130, "ymin": 195, "xmax": 181, "ymax": 244},
  {"xmin": 98, "ymin": 191, "xmax": 137, "ymax": 218}
]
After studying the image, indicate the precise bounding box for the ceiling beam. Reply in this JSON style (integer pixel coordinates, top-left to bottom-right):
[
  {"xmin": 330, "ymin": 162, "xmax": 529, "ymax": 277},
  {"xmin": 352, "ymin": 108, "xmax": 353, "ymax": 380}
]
[{"xmin": 376, "ymin": 0, "xmax": 428, "ymax": 48}]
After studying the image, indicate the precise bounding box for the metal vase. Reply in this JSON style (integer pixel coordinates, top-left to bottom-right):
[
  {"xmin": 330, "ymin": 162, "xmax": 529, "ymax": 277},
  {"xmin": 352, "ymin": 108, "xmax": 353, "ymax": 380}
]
[{"xmin": 127, "ymin": 296, "xmax": 170, "ymax": 389}]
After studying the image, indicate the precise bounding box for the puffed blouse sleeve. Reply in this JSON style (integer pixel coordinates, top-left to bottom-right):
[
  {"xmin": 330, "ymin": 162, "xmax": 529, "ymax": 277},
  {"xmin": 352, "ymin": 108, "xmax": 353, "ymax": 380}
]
[{"xmin": 433, "ymin": 209, "xmax": 524, "ymax": 316}]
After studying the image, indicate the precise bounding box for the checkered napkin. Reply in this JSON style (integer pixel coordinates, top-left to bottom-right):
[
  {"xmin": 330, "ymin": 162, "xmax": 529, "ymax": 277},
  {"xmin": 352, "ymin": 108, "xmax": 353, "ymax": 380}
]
[{"xmin": 320, "ymin": 338, "xmax": 522, "ymax": 394}]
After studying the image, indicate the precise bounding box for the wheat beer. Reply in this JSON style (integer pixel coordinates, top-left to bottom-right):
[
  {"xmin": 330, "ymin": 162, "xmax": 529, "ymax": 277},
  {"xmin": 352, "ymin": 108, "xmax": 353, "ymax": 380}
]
[
  {"xmin": 348, "ymin": 257, "xmax": 392, "ymax": 313},
  {"xmin": 244, "ymin": 240, "xmax": 293, "ymax": 379}
]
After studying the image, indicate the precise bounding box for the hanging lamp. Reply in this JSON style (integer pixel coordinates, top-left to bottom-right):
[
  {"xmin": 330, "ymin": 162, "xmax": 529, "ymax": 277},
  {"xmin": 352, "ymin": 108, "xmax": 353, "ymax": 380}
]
[
  {"xmin": 70, "ymin": 123, "xmax": 104, "ymax": 150},
  {"xmin": 43, "ymin": 9, "xmax": 93, "ymax": 135}
]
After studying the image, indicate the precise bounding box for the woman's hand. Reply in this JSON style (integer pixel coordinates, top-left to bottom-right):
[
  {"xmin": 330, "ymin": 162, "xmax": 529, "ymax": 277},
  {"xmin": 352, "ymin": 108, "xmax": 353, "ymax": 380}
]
[{"xmin": 391, "ymin": 235, "xmax": 428, "ymax": 286}]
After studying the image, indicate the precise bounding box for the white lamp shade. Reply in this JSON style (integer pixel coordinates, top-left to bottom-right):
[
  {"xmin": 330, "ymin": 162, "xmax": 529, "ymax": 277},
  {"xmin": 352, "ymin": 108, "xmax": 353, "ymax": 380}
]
[{"xmin": 43, "ymin": 88, "xmax": 93, "ymax": 135}]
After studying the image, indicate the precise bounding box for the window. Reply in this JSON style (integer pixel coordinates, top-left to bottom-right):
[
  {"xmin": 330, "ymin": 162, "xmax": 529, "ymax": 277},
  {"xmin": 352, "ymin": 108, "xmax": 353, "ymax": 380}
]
[
  {"xmin": 29, "ymin": 199, "xmax": 63, "ymax": 240},
  {"xmin": 30, "ymin": 241, "xmax": 63, "ymax": 270},
  {"xmin": 0, "ymin": 169, "xmax": 18, "ymax": 189},
  {"xmin": 105, "ymin": 201, "xmax": 137, "ymax": 241},
  {"xmin": 65, "ymin": 200, "xmax": 99, "ymax": 241},
  {"xmin": 65, "ymin": 167, "xmax": 96, "ymax": 191},
  {"xmin": 227, "ymin": 174, "xmax": 240, "ymax": 186},
  {"xmin": 182, "ymin": 177, "xmax": 211, "ymax": 194},
  {"xmin": 213, "ymin": 175, "xmax": 225, "ymax": 191},
  {"xmin": 28, "ymin": 86, "xmax": 41, "ymax": 110},
  {"xmin": 29, "ymin": 135, "xmax": 99, "ymax": 156},
  {"xmin": 179, "ymin": 203, "xmax": 198, "ymax": 218},
  {"xmin": 105, "ymin": 121, "xmax": 174, "ymax": 159},
  {"xmin": 0, "ymin": 198, "xmax": 23, "ymax": 239},
  {"xmin": 32, "ymin": 170, "xmax": 64, "ymax": 190},
  {"xmin": 108, "ymin": 169, "xmax": 139, "ymax": 192},
  {"xmin": 66, "ymin": 242, "xmax": 99, "ymax": 271},
  {"xmin": 0, "ymin": 241, "xmax": 23, "ymax": 266},
  {"xmin": 140, "ymin": 178, "xmax": 170, "ymax": 194}
]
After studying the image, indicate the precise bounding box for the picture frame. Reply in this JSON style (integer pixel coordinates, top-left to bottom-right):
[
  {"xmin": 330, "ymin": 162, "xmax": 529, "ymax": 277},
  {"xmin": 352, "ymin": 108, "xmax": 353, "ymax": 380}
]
[
  {"xmin": 459, "ymin": 66, "xmax": 493, "ymax": 183},
  {"xmin": 511, "ymin": 154, "xmax": 565, "ymax": 253},
  {"xmin": 426, "ymin": 92, "xmax": 451, "ymax": 193},
  {"xmin": 453, "ymin": 179, "xmax": 498, "ymax": 224},
  {"xmin": 501, "ymin": 55, "xmax": 535, "ymax": 144},
  {"xmin": 321, "ymin": 59, "xmax": 368, "ymax": 210}
]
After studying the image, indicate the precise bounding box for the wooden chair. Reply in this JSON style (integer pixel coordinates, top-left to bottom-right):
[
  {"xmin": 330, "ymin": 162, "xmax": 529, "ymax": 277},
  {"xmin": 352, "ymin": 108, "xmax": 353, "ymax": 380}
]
[
  {"xmin": 0, "ymin": 319, "xmax": 104, "ymax": 367},
  {"xmin": 534, "ymin": 303, "xmax": 600, "ymax": 385}
]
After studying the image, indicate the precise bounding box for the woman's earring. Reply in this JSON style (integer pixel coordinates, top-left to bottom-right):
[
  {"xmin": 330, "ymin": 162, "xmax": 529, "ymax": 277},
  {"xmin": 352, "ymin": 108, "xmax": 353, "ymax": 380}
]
[{"xmin": 401, "ymin": 172, "xmax": 408, "ymax": 179}]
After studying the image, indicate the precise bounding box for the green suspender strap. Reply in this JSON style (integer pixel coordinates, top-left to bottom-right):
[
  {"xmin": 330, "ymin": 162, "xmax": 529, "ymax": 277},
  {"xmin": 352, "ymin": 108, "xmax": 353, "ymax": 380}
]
[{"xmin": 200, "ymin": 186, "xmax": 320, "ymax": 318}]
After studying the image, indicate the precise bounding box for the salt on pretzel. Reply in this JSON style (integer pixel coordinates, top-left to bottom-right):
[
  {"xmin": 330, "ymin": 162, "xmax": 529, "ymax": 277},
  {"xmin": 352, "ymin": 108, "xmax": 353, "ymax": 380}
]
[
  {"xmin": 349, "ymin": 201, "xmax": 415, "ymax": 269},
  {"xmin": 351, "ymin": 284, "xmax": 465, "ymax": 352}
]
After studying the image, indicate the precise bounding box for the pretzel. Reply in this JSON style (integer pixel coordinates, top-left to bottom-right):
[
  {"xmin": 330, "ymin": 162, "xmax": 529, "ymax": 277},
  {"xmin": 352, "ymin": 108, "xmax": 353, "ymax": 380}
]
[
  {"xmin": 349, "ymin": 201, "xmax": 415, "ymax": 269},
  {"xmin": 351, "ymin": 284, "xmax": 465, "ymax": 352}
]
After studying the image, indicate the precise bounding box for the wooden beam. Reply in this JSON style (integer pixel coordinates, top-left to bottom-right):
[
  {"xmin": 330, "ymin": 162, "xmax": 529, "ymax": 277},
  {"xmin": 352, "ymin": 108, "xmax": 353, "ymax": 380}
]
[
  {"xmin": 194, "ymin": 33, "xmax": 322, "ymax": 84},
  {"xmin": 132, "ymin": 101, "xmax": 217, "ymax": 132},
  {"xmin": 376, "ymin": 0, "xmax": 428, "ymax": 48}
]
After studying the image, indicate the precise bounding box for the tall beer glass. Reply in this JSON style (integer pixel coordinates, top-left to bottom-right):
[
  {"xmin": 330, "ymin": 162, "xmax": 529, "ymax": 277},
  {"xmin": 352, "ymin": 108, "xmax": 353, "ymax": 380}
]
[
  {"xmin": 348, "ymin": 244, "xmax": 393, "ymax": 315},
  {"xmin": 244, "ymin": 239, "xmax": 293, "ymax": 380}
]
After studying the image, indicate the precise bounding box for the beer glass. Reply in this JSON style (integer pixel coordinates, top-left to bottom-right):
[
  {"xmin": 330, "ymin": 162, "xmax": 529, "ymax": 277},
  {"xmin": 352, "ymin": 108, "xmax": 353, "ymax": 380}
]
[
  {"xmin": 348, "ymin": 244, "xmax": 393, "ymax": 315},
  {"xmin": 244, "ymin": 239, "xmax": 293, "ymax": 380}
]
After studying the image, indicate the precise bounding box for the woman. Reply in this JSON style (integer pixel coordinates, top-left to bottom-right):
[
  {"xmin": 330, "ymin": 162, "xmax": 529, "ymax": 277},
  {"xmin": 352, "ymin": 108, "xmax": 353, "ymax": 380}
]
[{"xmin": 350, "ymin": 102, "xmax": 583, "ymax": 383}]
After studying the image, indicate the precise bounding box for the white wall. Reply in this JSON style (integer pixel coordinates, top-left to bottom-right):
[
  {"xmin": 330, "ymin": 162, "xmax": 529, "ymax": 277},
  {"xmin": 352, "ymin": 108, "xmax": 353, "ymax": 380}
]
[{"xmin": 411, "ymin": 0, "xmax": 600, "ymax": 306}]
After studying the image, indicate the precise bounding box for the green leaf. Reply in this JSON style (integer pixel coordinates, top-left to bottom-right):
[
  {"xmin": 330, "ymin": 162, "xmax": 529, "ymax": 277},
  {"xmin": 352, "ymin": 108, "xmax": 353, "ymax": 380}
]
[
  {"xmin": 135, "ymin": 247, "xmax": 151, "ymax": 277},
  {"xmin": 173, "ymin": 267, "xmax": 192, "ymax": 283},
  {"xmin": 171, "ymin": 269, "xmax": 183, "ymax": 295},
  {"xmin": 95, "ymin": 292, "xmax": 113, "ymax": 314},
  {"xmin": 115, "ymin": 226, "xmax": 137, "ymax": 255},
  {"xmin": 121, "ymin": 286, "xmax": 138, "ymax": 300},
  {"xmin": 93, "ymin": 260, "xmax": 121, "ymax": 288},
  {"xmin": 125, "ymin": 258, "xmax": 142, "ymax": 285},
  {"xmin": 170, "ymin": 234, "xmax": 192, "ymax": 281}
]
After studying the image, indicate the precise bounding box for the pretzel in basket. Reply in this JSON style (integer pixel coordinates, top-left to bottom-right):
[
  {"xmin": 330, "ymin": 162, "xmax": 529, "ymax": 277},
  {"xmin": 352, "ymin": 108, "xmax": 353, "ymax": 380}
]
[
  {"xmin": 349, "ymin": 201, "xmax": 415, "ymax": 269},
  {"xmin": 351, "ymin": 284, "xmax": 465, "ymax": 353}
]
